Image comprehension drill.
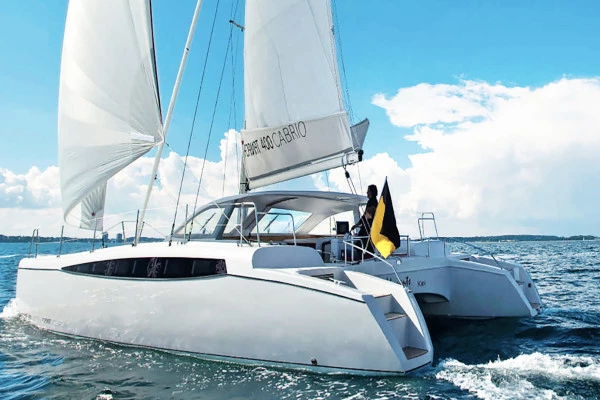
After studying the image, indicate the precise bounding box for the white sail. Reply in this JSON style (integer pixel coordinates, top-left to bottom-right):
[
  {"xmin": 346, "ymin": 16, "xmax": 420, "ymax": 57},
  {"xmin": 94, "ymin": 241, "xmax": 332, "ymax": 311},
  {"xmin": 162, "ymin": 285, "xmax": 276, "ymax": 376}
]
[
  {"xmin": 242, "ymin": 0, "xmax": 364, "ymax": 190},
  {"xmin": 351, "ymin": 118, "xmax": 370, "ymax": 150},
  {"xmin": 58, "ymin": 0, "xmax": 163, "ymax": 230}
]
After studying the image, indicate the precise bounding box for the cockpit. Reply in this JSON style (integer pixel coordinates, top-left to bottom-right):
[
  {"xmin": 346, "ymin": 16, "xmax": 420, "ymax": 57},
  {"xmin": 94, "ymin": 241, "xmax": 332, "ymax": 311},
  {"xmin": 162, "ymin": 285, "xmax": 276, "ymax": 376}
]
[{"xmin": 172, "ymin": 191, "xmax": 368, "ymax": 262}]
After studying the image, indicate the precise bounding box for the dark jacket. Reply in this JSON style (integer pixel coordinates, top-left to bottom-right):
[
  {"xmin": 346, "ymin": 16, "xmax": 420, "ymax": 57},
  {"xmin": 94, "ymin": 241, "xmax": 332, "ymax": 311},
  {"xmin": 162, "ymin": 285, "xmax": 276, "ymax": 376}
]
[{"xmin": 357, "ymin": 197, "xmax": 378, "ymax": 237}]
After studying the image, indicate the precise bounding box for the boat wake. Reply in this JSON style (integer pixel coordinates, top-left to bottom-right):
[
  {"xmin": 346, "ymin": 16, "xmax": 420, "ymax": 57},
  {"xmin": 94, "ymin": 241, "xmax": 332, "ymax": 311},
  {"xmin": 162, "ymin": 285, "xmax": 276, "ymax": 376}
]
[
  {"xmin": 436, "ymin": 352, "xmax": 600, "ymax": 400},
  {"xmin": 0, "ymin": 254, "xmax": 22, "ymax": 259},
  {"xmin": 0, "ymin": 299, "xmax": 21, "ymax": 319}
]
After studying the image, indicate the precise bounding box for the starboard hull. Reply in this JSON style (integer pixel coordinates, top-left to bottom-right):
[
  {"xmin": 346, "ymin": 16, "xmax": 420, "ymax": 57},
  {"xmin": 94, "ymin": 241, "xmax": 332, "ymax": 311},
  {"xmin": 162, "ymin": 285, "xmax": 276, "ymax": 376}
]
[{"xmin": 349, "ymin": 255, "xmax": 542, "ymax": 319}]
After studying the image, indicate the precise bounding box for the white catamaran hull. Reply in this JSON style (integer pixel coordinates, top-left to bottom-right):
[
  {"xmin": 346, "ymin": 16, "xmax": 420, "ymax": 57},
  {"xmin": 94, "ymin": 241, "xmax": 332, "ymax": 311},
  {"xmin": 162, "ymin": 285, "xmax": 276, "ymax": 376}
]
[{"xmin": 16, "ymin": 243, "xmax": 432, "ymax": 375}]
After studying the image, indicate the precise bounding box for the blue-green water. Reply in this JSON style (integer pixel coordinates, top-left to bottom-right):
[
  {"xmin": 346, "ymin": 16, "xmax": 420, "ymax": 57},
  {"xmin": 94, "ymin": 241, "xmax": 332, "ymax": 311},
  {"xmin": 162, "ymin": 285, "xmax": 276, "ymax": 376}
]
[{"xmin": 1, "ymin": 241, "xmax": 599, "ymax": 399}]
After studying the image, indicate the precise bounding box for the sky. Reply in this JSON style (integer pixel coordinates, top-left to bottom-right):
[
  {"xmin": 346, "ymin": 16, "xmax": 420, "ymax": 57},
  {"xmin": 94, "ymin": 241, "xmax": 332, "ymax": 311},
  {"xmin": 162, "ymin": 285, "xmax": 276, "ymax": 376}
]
[{"xmin": 1, "ymin": 0, "xmax": 599, "ymax": 238}]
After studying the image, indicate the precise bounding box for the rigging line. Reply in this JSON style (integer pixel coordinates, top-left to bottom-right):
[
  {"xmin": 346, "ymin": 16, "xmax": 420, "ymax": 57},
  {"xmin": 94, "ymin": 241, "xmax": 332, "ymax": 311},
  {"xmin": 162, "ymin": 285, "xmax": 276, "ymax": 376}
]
[
  {"xmin": 142, "ymin": 221, "xmax": 169, "ymax": 237},
  {"xmin": 222, "ymin": 71, "xmax": 233, "ymax": 197},
  {"xmin": 221, "ymin": 132, "xmax": 230, "ymax": 198},
  {"xmin": 324, "ymin": 170, "xmax": 337, "ymax": 234},
  {"xmin": 348, "ymin": 179, "xmax": 358, "ymax": 195},
  {"xmin": 230, "ymin": 0, "xmax": 241, "ymax": 22},
  {"xmin": 231, "ymin": 0, "xmax": 242, "ymax": 130},
  {"xmin": 356, "ymin": 163, "xmax": 364, "ymax": 194},
  {"xmin": 168, "ymin": 0, "xmax": 222, "ymax": 244},
  {"xmin": 232, "ymin": 58, "xmax": 240, "ymax": 185},
  {"xmin": 223, "ymin": 1, "xmax": 242, "ymax": 197},
  {"xmin": 331, "ymin": 0, "xmax": 355, "ymax": 124},
  {"xmin": 344, "ymin": 166, "xmax": 358, "ymax": 195},
  {"xmin": 221, "ymin": 0, "xmax": 242, "ymax": 197},
  {"xmin": 190, "ymin": 25, "xmax": 234, "ymax": 232},
  {"xmin": 306, "ymin": 1, "xmax": 343, "ymax": 112},
  {"xmin": 231, "ymin": 2, "xmax": 242, "ymax": 181},
  {"xmin": 155, "ymin": 175, "xmax": 188, "ymax": 211}
]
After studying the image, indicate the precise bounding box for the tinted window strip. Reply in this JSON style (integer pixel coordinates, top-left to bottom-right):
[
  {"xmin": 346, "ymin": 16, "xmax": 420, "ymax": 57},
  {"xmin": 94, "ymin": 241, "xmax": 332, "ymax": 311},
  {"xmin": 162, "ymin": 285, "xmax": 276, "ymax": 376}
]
[{"xmin": 61, "ymin": 257, "xmax": 227, "ymax": 279}]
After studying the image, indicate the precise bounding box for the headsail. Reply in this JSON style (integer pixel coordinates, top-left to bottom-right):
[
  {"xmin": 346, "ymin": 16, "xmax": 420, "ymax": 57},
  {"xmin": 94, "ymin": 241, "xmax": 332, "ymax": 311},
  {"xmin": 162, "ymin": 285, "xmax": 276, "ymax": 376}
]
[
  {"xmin": 58, "ymin": 0, "xmax": 163, "ymax": 230},
  {"xmin": 242, "ymin": 0, "xmax": 366, "ymax": 190}
]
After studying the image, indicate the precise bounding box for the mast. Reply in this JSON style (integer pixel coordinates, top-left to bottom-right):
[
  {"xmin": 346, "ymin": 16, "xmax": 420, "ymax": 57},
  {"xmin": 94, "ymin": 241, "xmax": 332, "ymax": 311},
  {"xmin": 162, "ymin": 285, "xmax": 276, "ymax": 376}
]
[
  {"xmin": 239, "ymin": 119, "xmax": 248, "ymax": 194},
  {"xmin": 135, "ymin": 0, "xmax": 204, "ymax": 245},
  {"xmin": 239, "ymin": 154, "xmax": 248, "ymax": 194}
]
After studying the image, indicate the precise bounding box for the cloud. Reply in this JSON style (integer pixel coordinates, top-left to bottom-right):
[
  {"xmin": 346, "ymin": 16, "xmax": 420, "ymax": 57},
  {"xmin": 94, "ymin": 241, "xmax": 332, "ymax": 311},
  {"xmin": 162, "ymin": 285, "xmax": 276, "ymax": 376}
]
[
  {"xmin": 2, "ymin": 78, "xmax": 600, "ymax": 237},
  {"xmin": 0, "ymin": 207, "xmax": 64, "ymax": 238},
  {"xmin": 372, "ymin": 80, "xmax": 529, "ymax": 128},
  {"xmin": 315, "ymin": 77, "xmax": 600, "ymax": 237},
  {"xmin": 103, "ymin": 129, "xmax": 244, "ymax": 237},
  {"xmin": 0, "ymin": 131, "xmax": 243, "ymax": 237},
  {"xmin": 0, "ymin": 166, "xmax": 60, "ymax": 208},
  {"xmin": 367, "ymin": 77, "xmax": 600, "ymax": 236}
]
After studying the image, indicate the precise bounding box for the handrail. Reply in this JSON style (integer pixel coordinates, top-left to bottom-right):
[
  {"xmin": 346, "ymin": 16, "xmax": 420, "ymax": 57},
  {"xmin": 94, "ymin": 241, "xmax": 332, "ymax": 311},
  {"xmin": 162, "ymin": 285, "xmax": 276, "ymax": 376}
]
[
  {"xmin": 20, "ymin": 208, "xmax": 164, "ymax": 255},
  {"xmin": 57, "ymin": 226, "xmax": 64, "ymax": 257},
  {"xmin": 341, "ymin": 238, "xmax": 403, "ymax": 286},
  {"xmin": 174, "ymin": 200, "xmax": 257, "ymax": 246},
  {"xmin": 344, "ymin": 234, "xmax": 410, "ymax": 261},
  {"xmin": 29, "ymin": 229, "xmax": 39, "ymax": 258},
  {"xmin": 27, "ymin": 206, "xmax": 178, "ymax": 248},
  {"xmin": 255, "ymin": 211, "xmax": 297, "ymax": 246},
  {"xmin": 444, "ymin": 238, "xmax": 504, "ymax": 269},
  {"xmin": 418, "ymin": 212, "xmax": 439, "ymax": 240},
  {"xmin": 103, "ymin": 220, "xmax": 137, "ymax": 236},
  {"xmin": 184, "ymin": 205, "xmax": 188, "ymax": 240},
  {"xmin": 342, "ymin": 234, "xmax": 364, "ymax": 262},
  {"xmin": 133, "ymin": 210, "xmax": 140, "ymax": 246},
  {"xmin": 399, "ymin": 234, "xmax": 410, "ymax": 256},
  {"xmin": 233, "ymin": 201, "xmax": 258, "ymax": 247},
  {"xmin": 204, "ymin": 201, "xmax": 296, "ymax": 247}
]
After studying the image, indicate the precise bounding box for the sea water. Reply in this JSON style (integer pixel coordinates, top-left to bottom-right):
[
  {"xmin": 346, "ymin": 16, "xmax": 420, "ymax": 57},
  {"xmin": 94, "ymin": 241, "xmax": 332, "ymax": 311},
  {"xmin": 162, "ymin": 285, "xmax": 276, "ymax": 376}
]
[{"xmin": 0, "ymin": 240, "xmax": 599, "ymax": 399}]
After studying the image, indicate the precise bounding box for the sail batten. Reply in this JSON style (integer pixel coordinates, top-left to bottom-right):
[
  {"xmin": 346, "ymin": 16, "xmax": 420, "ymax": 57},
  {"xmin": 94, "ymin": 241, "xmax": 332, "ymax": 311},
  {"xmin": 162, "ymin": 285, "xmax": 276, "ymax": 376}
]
[
  {"xmin": 242, "ymin": 0, "xmax": 364, "ymax": 190},
  {"xmin": 59, "ymin": 0, "xmax": 163, "ymax": 230}
]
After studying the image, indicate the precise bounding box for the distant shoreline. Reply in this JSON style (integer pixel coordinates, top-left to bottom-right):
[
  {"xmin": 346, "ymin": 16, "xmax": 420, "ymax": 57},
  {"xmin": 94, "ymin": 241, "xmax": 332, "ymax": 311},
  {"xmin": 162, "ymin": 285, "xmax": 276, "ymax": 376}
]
[
  {"xmin": 442, "ymin": 234, "xmax": 597, "ymax": 242},
  {"xmin": 0, "ymin": 235, "xmax": 164, "ymax": 244},
  {"xmin": 0, "ymin": 234, "xmax": 596, "ymax": 243}
]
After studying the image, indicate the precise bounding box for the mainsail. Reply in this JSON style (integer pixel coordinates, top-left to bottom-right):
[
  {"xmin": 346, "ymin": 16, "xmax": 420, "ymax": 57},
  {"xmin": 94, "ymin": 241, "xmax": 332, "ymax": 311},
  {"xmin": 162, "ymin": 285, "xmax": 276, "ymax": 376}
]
[
  {"xmin": 242, "ymin": 0, "xmax": 367, "ymax": 190},
  {"xmin": 58, "ymin": 0, "xmax": 163, "ymax": 230}
]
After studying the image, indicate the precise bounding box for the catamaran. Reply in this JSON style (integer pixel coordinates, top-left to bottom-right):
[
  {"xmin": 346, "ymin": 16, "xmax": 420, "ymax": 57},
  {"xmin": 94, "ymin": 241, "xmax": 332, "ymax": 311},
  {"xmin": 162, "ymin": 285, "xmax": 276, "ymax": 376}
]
[
  {"xmin": 171, "ymin": 190, "xmax": 542, "ymax": 319},
  {"xmin": 15, "ymin": 0, "xmax": 433, "ymax": 375}
]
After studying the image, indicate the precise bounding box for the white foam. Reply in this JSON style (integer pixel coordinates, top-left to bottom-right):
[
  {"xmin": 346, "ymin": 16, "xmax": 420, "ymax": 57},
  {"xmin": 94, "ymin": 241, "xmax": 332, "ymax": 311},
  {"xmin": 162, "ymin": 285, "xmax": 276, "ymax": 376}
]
[
  {"xmin": 0, "ymin": 254, "xmax": 21, "ymax": 259},
  {"xmin": 482, "ymin": 353, "xmax": 600, "ymax": 381},
  {"xmin": 0, "ymin": 298, "xmax": 22, "ymax": 319},
  {"xmin": 436, "ymin": 353, "xmax": 600, "ymax": 400}
]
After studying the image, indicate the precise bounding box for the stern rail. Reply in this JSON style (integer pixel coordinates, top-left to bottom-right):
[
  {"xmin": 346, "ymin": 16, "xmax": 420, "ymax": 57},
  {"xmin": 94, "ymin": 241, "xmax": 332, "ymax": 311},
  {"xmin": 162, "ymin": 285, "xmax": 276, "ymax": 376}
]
[
  {"xmin": 341, "ymin": 239, "xmax": 403, "ymax": 285},
  {"xmin": 28, "ymin": 229, "xmax": 39, "ymax": 258}
]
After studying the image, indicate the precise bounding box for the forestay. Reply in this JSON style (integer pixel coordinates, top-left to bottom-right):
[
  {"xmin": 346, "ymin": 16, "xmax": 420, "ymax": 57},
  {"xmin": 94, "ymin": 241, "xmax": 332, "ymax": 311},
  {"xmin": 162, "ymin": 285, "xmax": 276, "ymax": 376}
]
[
  {"xmin": 242, "ymin": 0, "xmax": 365, "ymax": 190},
  {"xmin": 58, "ymin": 0, "xmax": 163, "ymax": 230}
]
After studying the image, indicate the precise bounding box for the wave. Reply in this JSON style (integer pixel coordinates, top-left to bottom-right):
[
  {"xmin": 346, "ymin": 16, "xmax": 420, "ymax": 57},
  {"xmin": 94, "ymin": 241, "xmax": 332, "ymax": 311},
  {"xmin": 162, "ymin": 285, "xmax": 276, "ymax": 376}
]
[
  {"xmin": 0, "ymin": 299, "xmax": 21, "ymax": 319},
  {"xmin": 436, "ymin": 352, "xmax": 600, "ymax": 399},
  {"xmin": 0, "ymin": 254, "xmax": 21, "ymax": 259}
]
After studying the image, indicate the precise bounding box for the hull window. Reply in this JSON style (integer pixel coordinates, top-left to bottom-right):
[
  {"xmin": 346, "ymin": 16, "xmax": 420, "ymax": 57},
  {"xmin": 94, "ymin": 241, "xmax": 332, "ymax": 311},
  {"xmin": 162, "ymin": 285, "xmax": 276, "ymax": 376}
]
[{"xmin": 63, "ymin": 257, "xmax": 227, "ymax": 279}]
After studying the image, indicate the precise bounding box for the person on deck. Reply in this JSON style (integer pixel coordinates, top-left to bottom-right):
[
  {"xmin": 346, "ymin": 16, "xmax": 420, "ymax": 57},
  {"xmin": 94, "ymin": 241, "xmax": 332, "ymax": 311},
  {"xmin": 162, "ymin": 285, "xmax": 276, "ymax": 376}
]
[{"xmin": 351, "ymin": 184, "xmax": 378, "ymax": 256}]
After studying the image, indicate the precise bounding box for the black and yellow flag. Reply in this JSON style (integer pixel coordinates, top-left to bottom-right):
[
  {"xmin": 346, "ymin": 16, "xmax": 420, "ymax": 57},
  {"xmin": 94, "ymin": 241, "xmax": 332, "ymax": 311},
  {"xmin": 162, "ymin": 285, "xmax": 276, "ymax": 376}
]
[{"xmin": 370, "ymin": 180, "xmax": 401, "ymax": 258}]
